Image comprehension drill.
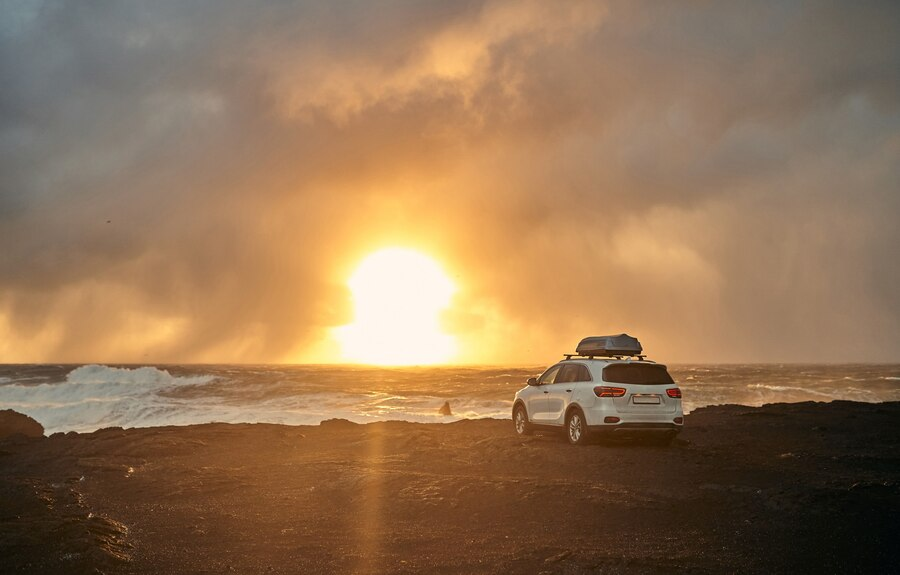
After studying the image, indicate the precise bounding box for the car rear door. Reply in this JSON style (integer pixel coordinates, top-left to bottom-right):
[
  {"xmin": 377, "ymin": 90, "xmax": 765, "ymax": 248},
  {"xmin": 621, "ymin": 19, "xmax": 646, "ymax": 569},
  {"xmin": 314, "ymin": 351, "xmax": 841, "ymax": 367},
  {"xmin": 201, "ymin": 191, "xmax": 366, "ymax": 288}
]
[{"xmin": 544, "ymin": 363, "xmax": 591, "ymax": 425}]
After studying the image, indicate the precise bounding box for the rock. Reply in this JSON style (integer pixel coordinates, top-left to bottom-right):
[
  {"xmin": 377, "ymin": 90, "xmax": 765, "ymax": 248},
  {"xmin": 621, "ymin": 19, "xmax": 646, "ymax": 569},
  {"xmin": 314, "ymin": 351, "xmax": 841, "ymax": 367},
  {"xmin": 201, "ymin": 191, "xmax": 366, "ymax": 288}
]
[
  {"xmin": 544, "ymin": 550, "xmax": 573, "ymax": 563},
  {"xmin": 319, "ymin": 418, "xmax": 358, "ymax": 428},
  {"xmin": 0, "ymin": 409, "xmax": 44, "ymax": 439}
]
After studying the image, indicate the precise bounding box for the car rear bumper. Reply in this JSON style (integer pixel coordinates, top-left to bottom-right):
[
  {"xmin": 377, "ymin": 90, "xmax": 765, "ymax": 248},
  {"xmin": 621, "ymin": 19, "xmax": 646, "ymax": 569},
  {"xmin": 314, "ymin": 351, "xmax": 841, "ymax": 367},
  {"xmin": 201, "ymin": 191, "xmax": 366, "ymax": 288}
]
[{"xmin": 587, "ymin": 422, "xmax": 682, "ymax": 434}]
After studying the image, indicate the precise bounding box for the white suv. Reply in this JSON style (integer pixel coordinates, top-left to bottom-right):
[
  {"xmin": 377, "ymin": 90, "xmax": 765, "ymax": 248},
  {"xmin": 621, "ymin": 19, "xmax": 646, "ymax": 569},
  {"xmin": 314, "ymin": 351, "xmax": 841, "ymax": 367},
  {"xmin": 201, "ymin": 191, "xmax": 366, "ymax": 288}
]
[{"xmin": 513, "ymin": 335, "xmax": 684, "ymax": 445}]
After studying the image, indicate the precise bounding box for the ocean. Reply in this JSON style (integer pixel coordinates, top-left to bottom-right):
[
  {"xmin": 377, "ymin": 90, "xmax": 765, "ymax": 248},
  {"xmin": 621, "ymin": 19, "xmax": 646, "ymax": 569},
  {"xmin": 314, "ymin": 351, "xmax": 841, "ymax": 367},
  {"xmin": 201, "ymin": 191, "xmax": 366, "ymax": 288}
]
[{"xmin": 1, "ymin": 363, "xmax": 898, "ymax": 434}]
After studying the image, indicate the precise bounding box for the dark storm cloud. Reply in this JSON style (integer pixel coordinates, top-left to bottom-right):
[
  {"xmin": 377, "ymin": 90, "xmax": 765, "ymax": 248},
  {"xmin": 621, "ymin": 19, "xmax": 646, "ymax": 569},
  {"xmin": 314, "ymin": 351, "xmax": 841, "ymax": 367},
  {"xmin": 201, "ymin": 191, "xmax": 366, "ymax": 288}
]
[{"xmin": 0, "ymin": 0, "xmax": 898, "ymax": 362}]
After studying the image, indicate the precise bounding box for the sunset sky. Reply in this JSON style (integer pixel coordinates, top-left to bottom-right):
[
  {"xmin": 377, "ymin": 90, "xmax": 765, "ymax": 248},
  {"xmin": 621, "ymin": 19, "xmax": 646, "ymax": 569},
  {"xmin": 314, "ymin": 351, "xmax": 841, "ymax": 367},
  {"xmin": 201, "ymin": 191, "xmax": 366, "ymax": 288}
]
[{"xmin": 1, "ymin": 0, "xmax": 898, "ymax": 364}]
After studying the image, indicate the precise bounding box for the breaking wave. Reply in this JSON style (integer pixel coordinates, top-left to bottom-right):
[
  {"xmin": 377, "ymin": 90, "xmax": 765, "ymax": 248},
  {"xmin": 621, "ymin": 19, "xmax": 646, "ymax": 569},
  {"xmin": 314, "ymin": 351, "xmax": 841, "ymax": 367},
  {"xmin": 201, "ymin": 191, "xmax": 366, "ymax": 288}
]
[
  {"xmin": 0, "ymin": 365, "xmax": 217, "ymax": 433},
  {"xmin": 65, "ymin": 364, "xmax": 215, "ymax": 387}
]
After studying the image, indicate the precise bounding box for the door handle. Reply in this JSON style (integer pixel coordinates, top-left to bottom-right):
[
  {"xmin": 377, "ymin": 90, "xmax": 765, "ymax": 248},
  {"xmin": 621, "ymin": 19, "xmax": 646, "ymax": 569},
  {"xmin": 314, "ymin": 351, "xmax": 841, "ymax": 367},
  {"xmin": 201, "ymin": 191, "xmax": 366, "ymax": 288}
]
[
  {"xmin": 565, "ymin": 389, "xmax": 572, "ymax": 392},
  {"xmin": 543, "ymin": 390, "xmax": 549, "ymax": 394}
]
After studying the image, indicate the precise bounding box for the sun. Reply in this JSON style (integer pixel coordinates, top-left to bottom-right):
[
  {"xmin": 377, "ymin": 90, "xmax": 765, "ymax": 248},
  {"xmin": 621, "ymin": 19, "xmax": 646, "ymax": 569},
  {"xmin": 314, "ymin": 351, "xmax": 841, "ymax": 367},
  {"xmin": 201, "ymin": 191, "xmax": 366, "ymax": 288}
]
[{"xmin": 334, "ymin": 248, "xmax": 457, "ymax": 365}]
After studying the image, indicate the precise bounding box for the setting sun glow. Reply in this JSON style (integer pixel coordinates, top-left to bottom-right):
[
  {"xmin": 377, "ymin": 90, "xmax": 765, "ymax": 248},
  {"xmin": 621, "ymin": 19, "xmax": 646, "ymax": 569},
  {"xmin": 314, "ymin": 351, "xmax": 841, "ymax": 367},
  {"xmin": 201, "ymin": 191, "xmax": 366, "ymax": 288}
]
[{"xmin": 334, "ymin": 248, "xmax": 457, "ymax": 365}]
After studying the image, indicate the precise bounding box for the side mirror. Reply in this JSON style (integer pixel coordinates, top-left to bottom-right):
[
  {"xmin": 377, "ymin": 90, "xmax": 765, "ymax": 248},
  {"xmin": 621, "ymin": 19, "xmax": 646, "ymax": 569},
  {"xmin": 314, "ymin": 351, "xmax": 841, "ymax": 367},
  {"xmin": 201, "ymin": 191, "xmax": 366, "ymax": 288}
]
[{"xmin": 527, "ymin": 377, "xmax": 538, "ymax": 386}]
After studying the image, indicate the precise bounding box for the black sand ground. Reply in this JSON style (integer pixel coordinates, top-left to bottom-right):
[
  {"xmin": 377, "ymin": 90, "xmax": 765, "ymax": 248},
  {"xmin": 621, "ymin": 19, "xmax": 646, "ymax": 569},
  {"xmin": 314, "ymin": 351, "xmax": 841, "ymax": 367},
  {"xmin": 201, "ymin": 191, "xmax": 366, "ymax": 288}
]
[{"xmin": 1, "ymin": 401, "xmax": 899, "ymax": 574}]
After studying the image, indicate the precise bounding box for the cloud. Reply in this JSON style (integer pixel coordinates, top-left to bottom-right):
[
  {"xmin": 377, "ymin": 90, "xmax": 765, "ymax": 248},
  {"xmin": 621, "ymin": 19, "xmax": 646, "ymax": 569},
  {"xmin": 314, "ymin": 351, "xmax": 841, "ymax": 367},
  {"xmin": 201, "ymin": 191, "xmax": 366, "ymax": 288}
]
[
  {"xmin": 262, "ymin": 0, "xmax": 605, "ymax": 122},
  {"xmin": 0, "ymin": 0, "xmax": 898, "ymax": 362}
]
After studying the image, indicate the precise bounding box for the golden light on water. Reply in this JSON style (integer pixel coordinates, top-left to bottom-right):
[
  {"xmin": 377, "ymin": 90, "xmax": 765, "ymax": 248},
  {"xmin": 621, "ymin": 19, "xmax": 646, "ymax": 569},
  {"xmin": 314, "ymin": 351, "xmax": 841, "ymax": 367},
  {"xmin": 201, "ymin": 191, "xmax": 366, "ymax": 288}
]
[{"xmin": 334, "ymin": 248, "xmax": 457, "ymax": 365}]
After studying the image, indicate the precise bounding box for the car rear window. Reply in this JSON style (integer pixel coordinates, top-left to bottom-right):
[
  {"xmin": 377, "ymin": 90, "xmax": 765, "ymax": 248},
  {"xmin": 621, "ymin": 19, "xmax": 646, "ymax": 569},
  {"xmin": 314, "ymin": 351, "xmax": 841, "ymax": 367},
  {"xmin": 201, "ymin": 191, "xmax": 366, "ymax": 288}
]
[{"xmin": 602, "ymin": 364, "xmax": 674, "ymax": 385}]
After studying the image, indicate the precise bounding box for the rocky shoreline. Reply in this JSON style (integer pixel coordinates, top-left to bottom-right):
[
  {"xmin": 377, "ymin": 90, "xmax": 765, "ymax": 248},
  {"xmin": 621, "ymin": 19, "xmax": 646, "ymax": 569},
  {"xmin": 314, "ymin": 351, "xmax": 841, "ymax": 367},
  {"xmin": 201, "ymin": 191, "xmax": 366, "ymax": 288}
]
[{"xmin": 2, "ymin": 401, "xmax": 899, "ymax": 574}]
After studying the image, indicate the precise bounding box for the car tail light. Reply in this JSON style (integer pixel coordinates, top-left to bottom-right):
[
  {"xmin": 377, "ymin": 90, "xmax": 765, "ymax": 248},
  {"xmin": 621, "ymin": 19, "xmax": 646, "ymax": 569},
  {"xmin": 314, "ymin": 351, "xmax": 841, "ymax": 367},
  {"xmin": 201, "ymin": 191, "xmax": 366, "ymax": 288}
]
[
  {"xmin": 604, "ymin": 416, "xmax": 620, "ymax": 424},
  {"xmin": 594, "ymin": 386, "xmax": 626, "ymax": 397},
  {"xmin": 666, "ymin": 388, "xmax": 682, "ymax": 399},
  {"xmin": 674, "ymin": 417, "xmax": 684, "ymax": 424}
]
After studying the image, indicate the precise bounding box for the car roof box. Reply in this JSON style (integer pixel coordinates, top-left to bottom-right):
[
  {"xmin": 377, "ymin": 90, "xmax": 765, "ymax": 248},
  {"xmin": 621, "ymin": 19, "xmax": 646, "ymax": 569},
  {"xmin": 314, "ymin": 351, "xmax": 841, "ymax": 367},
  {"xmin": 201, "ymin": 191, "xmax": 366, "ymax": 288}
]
[{"xmin": 576, "ymin": 334, "xmax": 643, "ymax": 357}]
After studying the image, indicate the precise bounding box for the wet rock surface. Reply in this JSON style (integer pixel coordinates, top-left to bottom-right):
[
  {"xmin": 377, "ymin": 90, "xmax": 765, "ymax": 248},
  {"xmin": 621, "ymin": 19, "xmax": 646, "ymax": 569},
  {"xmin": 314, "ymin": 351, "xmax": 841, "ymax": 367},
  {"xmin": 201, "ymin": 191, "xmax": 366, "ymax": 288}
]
[
  {"xmin": 0, "ymin": 409, "xmax": 44, "ymax": 439},
  {"xmin": 1, "ymin": 401, "xmax": 898, "ymax": 574}
]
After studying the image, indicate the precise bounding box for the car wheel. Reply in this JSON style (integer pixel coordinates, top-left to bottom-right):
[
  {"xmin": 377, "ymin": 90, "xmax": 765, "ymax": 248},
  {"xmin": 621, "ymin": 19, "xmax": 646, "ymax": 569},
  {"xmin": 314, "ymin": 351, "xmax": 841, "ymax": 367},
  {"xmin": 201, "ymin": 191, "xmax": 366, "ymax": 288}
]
[
  {"xmin": 566, "ymin": 407, "xmax": 590, "ymax": 446},
  {"xmin": 513, "ymin": 404, "xmax": 533, "ymax": 436}
]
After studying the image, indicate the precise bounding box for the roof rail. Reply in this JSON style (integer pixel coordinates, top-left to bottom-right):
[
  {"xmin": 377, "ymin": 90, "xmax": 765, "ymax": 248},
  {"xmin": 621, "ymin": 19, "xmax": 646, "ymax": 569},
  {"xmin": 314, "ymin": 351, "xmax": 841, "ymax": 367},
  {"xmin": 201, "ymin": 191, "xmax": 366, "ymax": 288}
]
[{"xmin": 563, "ymin": 354, "xmax": 647, "ymax": 361}]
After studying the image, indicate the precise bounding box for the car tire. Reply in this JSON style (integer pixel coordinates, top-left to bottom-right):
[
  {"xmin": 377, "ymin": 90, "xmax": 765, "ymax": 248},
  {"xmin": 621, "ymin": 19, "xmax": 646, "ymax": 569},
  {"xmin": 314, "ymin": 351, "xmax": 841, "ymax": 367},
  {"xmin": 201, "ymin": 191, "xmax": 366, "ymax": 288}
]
[
  {"xmin": 566, "ymin": 407, "xmax": 591, "ymax": 446},
  {"xmin": 513, "ymin": 404, "xmax": 533, "ymax": 436}
]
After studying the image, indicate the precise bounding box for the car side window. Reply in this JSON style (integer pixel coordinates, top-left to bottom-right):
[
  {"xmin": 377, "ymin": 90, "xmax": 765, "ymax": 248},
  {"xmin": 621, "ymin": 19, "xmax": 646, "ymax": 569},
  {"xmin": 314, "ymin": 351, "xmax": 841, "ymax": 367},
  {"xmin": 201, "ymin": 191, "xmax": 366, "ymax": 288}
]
[
  {"xmin": 557, "ymin": 364, "xmax": 592, "ymax": 383},
  {"xmin": 557, "ymin": 365, "xmax": 575, "ymax": 383},
  {"xmin": 538, "ymin": 365, "xmax": 561, "ymax": 385},
  {"xmin": 574, "ymin": 364, "xmax": 592, "ymax": 382}
]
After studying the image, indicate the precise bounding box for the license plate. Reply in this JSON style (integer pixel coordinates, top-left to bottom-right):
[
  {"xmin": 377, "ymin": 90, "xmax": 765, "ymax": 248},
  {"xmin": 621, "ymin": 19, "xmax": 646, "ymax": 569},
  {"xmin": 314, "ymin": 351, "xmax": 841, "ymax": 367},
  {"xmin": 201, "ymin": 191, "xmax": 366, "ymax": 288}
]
[{"xmin": 632, "ymin": 394, "xmax": 660, "ymax": 405}]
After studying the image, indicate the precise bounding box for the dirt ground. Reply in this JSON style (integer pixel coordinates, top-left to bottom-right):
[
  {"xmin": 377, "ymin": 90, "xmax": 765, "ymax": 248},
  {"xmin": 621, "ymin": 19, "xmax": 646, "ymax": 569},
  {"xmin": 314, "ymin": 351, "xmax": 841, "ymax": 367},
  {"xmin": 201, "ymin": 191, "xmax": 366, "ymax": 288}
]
[{"xmin": 2, "ymin": 401, "xmax": 898, "ymax": 574}]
